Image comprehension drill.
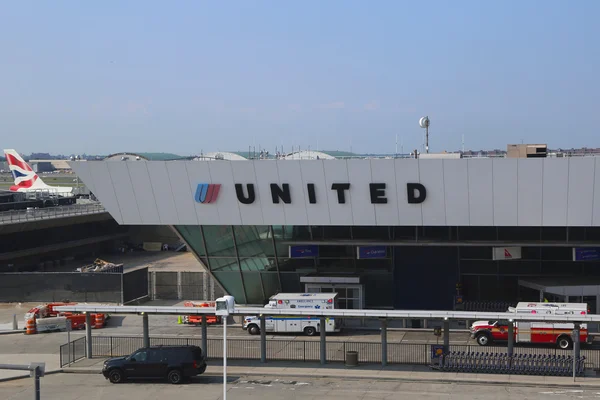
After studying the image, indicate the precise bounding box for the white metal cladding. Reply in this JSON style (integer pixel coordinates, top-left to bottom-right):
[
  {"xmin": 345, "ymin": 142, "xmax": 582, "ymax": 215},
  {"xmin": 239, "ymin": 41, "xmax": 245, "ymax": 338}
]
[
  {"xmin": 68, "ymin": 158, "xmax": 600, "ymax": 227},
  {"xmin": 54, "ymin": 305, "xmax": 599, "ymax": 322}
]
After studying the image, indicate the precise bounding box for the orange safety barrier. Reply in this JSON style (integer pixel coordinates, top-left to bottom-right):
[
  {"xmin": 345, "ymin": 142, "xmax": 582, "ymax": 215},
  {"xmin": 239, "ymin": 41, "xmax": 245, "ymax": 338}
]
[
  {"xmin": 185, "ymin": 301, "xmax": 220, "ymax": 325},
  {"xmin": 25, "ymin": 318, "xmax": 36, "ymax": 335},
  {"xmin": 94, "ymin": 313, "xmax": 105, "ymax": 329}
]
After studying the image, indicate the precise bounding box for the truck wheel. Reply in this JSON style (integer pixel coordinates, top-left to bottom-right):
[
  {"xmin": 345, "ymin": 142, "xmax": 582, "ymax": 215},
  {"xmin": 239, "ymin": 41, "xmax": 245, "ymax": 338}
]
[
  {"xmin": 248, "ymin": 325, "xmax": 260, "ymax": 335},
  {"xmin": 109, "ymin": 369, "xmax": 124, "ymax": 384},
  {"xmin": 304, "ymin": 326, "xmax": 317, "ymax": 336},
  {"xmin": 557, "ymin": 336, "xmax": 572, "ymax": 350},
  {"xmin": 476, "ymin": 332, "xmax": 491, "ymax": 346}
]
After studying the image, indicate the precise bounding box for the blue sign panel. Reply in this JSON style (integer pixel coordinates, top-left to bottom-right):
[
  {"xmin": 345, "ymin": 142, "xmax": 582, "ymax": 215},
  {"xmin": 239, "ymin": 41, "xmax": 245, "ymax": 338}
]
[
  {"xmin": 357, "ymin": 246, "xmax": 387, "ymax": 259},
  {"xmin": 431, "ymin": 344, "xmax": 445, "ymax": 360},
  {"xmin": 573, "ymin": 248, "xmax": 600, "ymax": 261},
  {"xmin": 289, "ymin": 245, "xmax": 319, "ymax": 258}
]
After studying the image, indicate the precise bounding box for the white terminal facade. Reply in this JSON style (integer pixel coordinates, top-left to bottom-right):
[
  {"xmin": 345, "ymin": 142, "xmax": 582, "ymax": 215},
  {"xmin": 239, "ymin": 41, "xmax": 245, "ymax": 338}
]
[{"xmin": 70, "ymin": 157, "xmax": 600, "ymax": 311}]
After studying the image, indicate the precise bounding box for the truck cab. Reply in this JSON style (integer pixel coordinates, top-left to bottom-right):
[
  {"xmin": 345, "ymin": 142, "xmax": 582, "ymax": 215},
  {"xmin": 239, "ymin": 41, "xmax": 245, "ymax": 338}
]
[{"xmin": 470, "ymin": 320, "xmax": 510, "ymax": 346}]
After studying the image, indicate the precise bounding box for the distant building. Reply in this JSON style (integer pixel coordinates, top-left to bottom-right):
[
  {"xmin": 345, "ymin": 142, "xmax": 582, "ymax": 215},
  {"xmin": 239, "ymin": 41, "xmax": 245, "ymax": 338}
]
[
  {"xmin": 507, "ymin": 144, "xmax": 548, "ymax": 158},
  {"xmin": 29, "ymin": 159, "xmax": 72, "ymax": 172}
]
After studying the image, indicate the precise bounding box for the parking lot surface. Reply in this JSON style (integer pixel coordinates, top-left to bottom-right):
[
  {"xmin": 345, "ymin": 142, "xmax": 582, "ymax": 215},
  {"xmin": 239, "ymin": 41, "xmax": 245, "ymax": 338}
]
[{"xmin": 1, "ymin": 373, "xmax": 597, "ymax": 400}]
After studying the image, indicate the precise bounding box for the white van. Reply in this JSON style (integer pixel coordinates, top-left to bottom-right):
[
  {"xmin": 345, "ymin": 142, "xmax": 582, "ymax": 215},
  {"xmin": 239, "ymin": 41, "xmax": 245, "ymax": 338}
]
[{"xmin": 243, "ymin": 293, "xmax": 341, "ymax": 336}]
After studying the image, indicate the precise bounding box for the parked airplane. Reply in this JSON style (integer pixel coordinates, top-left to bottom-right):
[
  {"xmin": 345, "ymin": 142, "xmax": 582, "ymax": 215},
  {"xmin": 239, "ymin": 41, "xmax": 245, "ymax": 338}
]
[{"xmin": 3, "ymin": 149, "xmax": 73, "ymax": 196}]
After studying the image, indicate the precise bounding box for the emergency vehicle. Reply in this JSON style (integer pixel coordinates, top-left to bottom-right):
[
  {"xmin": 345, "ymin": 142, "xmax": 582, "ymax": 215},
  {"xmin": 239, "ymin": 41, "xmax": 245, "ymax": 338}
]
[
  {"xmin": 470, "ymin": 302, "xmax": 591, "ymax": 349},
  {"xmin": 181, "ymin": 301, "xmax": 221, "ymax": 325},
  {"xmin": 243, "ymin": 293, "xmax": 341, "ymax": 336}
]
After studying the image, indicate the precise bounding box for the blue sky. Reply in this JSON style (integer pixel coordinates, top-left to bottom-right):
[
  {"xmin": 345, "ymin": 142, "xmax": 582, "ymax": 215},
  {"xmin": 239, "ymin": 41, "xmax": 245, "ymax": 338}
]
[{"xmin": 0, "ymin": 1, "xmax": 598, "ymax": 155}]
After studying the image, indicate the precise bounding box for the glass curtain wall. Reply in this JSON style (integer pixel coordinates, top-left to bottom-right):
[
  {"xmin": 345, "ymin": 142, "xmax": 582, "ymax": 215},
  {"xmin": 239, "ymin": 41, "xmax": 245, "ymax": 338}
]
[
  {"xmin": 174, "ymin": 224, "xmax": 394, "ymax": 306},
  {"xmin": 174, "ymin": 225, "xmax": 280, "ymax": 304}
]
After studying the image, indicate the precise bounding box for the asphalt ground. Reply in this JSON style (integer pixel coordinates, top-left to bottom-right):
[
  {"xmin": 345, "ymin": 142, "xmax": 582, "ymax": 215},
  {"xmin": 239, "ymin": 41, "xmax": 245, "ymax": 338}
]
[{"xmin": 1, "ymin": 373, "xmax": 598, "ymax": 400}]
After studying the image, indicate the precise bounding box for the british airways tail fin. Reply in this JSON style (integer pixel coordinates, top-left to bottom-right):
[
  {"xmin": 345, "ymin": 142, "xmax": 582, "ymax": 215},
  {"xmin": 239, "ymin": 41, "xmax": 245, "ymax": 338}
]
[{"xmin": 3, "ymin": 149, "xmax": 51, "ymax": 191}]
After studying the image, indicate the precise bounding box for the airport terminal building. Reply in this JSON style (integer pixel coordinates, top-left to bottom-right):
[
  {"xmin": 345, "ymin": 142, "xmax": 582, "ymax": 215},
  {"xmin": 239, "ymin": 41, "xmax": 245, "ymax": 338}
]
[{"xmin": 70, "ymin": 157, "xmax": 600, "ymax": 311}]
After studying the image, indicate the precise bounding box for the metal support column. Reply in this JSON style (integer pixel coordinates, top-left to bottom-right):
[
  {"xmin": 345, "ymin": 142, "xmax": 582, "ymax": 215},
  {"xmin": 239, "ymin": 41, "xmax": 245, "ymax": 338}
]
[
  {"xmin": 507, "ymin": 321, "xmax": 514, "ymax": 357},
  {"xmin": 34, "ymin": 365, "xmax": 41, "ymax": 400},
  {"xmin": 142, "ymin": 313, "xmax": 150, "ymax": 348},
  {"xmin": 573, "ymin": 323, "xmax": 581, "ymax": 381},
  {"xmin": 85, "ymin": 313, "xmax": 92, "ymax": 359},
  {"xmin": 381, "ymin": 319, "xmax": 388, "ymax": 367},
  {"xmin": 320, "ymin": 317, "xmax": 326, "ymax": 365},
  {"xmin": 443, "ymin": 319, "xmax": 450, "ymax": 354},
  {"xmin": 0, "ymin": 364, "xmax": 44, "ymax": 400},
  {"xmin": 201, "ymin": 316, "xmax": 208, "ymax": 356},
  {"xmin": 260, "ymin": 315, "xmax": 266, "ymax": 363}
]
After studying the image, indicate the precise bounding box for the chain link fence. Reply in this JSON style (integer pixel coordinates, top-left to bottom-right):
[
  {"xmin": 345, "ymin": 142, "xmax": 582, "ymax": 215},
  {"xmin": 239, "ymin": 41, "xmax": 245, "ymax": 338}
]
[{"xmin": 83, "ymin": 335, "xmax": 600, "ymax": 370}]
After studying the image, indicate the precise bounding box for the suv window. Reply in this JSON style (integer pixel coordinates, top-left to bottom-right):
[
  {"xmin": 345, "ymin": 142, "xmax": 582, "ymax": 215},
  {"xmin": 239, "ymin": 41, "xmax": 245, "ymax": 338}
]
[
  {"xmin": 147, "ymin": 350, "xmax": 163, "ymax": 363},
  {"xmin": 132, "ymin": 350, "xmax": 148, "ymax": 362}
]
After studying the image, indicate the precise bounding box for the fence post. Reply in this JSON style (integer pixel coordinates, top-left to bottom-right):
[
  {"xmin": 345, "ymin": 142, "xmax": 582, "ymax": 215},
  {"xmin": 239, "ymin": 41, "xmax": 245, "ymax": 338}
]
[
  {"xmin": 381, "ymin": 319, "xmax": 388, "ymax": 367},
  {"xmin": 303, "ymin": 341, "xmax": 306, "ymax": 362},
  {"xmin": 507, "ymin": 321, "xmax": 514, "ymax": 357},
  {"xmin": 320, "ymin": 317, "xmax": 327, "ymax": 365},
  {"xmin": 85, "ymin": 313, "xmax": 92, "ymax": 359},
  {"xmin": 260, "ymin": 316, "xmax": 266, "ymax": 363},
  {"xmin": 142, "ymin": 313, "xmax": 150, "ymax": 348},
  {"xmin": 201, "ymin": 316, "xmax": 208, "ymax": 357},
  {"xmin": 110, "ymin": 337, "xmax": 113, "ymax": 358}
]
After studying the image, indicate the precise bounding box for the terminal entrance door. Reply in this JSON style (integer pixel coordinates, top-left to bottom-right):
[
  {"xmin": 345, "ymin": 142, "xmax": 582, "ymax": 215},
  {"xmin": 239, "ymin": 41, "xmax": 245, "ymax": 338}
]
[{"xmin": 304, "ymin": 283, "xmax": 364, "ymax": 328}]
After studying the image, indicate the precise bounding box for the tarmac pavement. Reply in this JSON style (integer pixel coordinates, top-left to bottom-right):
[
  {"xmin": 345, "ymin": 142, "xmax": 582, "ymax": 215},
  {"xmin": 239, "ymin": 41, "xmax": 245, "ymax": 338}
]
[{"xmin": 4, "ymin": 372, "xmax": 600, "ymax": 400}]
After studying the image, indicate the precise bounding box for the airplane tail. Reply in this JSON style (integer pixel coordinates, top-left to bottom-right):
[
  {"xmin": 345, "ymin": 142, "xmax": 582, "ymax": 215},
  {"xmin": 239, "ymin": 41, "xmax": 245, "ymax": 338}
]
[{"xmin": 3, "ymin": 149, "xmax": 50, "ymax": 192}]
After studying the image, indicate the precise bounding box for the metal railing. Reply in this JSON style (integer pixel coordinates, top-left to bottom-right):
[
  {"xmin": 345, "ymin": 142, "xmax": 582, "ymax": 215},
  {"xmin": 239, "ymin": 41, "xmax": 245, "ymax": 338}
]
[
  {"xmin": 59, "ymin": 337, "xmax": 87, "ymax": 367},
  {"xmin": 85, "ymin": 336, "xmax": 600, "ymax": 370},
  {"xmin": 0, "ymin": 202, "xmax": 106, "ymax": 225}
]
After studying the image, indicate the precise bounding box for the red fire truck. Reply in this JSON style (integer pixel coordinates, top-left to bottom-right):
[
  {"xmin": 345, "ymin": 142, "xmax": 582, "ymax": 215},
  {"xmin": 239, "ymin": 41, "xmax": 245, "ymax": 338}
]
[{"xmin": 470, "ymin": 302, "xmax": 591, "ymax": 349}]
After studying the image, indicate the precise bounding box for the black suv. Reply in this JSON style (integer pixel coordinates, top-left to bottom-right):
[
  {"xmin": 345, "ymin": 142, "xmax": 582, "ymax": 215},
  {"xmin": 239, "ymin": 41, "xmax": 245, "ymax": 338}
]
[{"xmin": 102, "ymin": 345, "xmax": 207, "ymax": 384}]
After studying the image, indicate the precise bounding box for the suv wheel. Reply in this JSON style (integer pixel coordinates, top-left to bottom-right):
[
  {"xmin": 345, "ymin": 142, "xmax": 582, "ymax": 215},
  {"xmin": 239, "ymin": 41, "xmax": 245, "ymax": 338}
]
[
  {"xmin": 304, "ymin": 326, "xmax": 317, "ymax": 336},
  {"xmin": 248, "ymin": 325, "xmax": 260, "ymax": 335},
  {"xmin": 168, "ymin": 369, "xmax": 183, "ymax": 385},
  {"xmin": 476, "ymin": 332, "xmax": 491, "ymax": 346},
  {"xmin": 109, "ymin": 369, "xmax": 124, "ymax": 384}
]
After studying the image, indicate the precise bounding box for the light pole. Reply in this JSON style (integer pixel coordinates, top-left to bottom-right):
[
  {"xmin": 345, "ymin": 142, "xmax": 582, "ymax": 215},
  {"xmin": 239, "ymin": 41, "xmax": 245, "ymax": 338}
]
[
  {"xmin": 215, "ymin": 296, "xmax": 235, "ymax": 400},
  {"xmin": 419, "ymin": 116, "xmax": 430, "ymax": 153}
]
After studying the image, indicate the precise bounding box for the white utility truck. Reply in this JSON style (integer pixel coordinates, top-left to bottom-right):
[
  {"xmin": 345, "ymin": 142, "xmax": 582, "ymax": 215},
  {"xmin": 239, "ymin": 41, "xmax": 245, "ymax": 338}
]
[{"xmin": 243, "ymin": 293, "xmax": 341, "ymax": 336}]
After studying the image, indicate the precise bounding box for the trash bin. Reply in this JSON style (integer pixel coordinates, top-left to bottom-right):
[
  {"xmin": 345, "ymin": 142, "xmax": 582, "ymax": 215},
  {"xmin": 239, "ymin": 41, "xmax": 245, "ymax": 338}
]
[{"xmin": 345, "ymin": 351, "xmax": 358, "ymax": 367}]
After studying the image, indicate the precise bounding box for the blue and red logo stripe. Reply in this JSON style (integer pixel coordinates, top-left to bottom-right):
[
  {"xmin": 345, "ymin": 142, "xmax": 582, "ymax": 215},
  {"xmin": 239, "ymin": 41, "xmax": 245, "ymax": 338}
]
[{"xmin": 194, "ymin": 183, "xmax": 221, "ymax": 204}]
